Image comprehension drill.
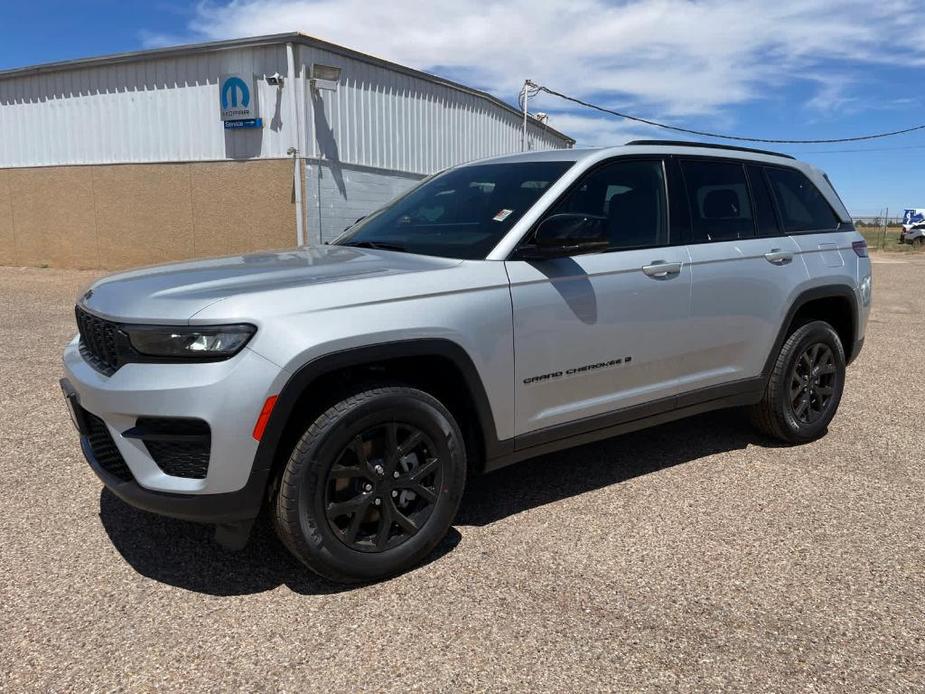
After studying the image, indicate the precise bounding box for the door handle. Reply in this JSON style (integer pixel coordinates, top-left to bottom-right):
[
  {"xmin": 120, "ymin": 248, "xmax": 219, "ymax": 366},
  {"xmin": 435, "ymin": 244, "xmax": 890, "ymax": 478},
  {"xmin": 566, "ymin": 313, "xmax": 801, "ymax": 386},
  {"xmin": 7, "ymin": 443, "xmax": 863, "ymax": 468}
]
[
  {"xmin": 764, "ymin": 249, "xmax": 793, "ymax": 265},
  {"xmin": 642, "ymin": 261, "xmax": 682, "ymax": 278}
]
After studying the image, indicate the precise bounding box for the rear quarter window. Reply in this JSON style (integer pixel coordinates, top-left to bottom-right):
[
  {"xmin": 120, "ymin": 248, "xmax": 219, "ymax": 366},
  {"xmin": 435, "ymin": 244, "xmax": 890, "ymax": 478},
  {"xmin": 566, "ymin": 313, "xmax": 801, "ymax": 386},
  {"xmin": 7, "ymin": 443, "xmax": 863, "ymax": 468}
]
[{"xmin": 765, "ymin": 167, "xmax": 839, "ymax": 233}]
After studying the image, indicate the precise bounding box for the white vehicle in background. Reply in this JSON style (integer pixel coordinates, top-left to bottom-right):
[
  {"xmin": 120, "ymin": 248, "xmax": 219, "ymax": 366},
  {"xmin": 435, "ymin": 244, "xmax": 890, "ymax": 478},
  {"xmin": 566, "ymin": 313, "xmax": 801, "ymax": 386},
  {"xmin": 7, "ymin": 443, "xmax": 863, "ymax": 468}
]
[{"xmin": 900, "ymin": 209, "xmax": 925, "ymax": 247}]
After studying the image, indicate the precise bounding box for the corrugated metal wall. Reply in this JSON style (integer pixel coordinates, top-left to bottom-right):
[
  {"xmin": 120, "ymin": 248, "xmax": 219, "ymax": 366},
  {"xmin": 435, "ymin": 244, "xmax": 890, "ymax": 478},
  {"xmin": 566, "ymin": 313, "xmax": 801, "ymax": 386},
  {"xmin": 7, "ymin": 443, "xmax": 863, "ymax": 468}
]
[
  {"xmin": 0, "ymin": 41, "xmax": 569, "ymax": 172},
  {"xmin": 0, "ymin": 47, "xmax": 292, "ymax": 166},
  {"xmin": 297, "ymin": 45, "xmax": 568, "ymax": 175}
]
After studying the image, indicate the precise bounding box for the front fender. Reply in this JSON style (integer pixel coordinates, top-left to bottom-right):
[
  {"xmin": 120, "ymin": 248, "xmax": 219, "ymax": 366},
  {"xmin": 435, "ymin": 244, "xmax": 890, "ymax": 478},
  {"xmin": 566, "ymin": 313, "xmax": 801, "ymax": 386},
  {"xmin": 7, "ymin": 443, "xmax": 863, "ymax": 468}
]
[{"xmin": 249, "ymin": 338, "xmax": 511, "ymax": 482}]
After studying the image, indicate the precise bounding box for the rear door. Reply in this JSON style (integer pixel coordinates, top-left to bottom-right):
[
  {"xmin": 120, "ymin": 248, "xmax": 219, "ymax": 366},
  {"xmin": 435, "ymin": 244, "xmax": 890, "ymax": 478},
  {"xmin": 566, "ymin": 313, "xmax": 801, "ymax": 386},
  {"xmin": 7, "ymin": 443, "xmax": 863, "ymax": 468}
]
[
  {"xmin": 506, "ymin": 157, "xmax": 691, "ymax": 437},
  {"xmin": 678, "ymin": 158, "xmax": 808, "ymax": 394}
]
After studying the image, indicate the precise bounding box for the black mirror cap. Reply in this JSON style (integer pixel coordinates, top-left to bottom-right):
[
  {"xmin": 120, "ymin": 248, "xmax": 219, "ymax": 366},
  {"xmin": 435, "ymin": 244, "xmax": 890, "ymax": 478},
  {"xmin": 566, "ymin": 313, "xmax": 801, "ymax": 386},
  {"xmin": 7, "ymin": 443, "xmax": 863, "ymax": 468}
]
[{"xmin": 519, "ymin": 213, "xmax": 608, "ymax": 259}]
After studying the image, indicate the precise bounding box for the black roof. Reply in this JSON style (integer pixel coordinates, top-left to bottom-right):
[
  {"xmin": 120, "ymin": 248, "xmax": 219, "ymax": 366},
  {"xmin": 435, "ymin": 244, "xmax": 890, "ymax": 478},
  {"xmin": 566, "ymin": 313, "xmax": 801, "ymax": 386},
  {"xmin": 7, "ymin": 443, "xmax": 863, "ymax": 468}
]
[{"xmin": 625, "ymin": 140, "xmax": 795, "ymax": 160}]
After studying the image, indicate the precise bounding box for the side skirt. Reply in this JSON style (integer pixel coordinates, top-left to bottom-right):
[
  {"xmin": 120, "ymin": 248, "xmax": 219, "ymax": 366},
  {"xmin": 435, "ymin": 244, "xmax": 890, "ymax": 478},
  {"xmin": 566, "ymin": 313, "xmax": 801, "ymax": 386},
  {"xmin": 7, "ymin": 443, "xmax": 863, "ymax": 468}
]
[{"xmin": 483, "ymin": 377, "xmax": 765, "ymax": 473}]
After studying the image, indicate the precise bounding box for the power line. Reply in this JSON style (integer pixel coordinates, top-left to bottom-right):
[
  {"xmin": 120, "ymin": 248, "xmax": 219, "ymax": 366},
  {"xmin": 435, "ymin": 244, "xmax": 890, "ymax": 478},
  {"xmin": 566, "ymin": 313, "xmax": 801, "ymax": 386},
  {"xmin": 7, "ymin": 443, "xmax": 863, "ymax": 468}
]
[
  {"xmin": 793, "ymin": 144, "xmax": 925, "ymax": 154},
  {"xmin": 528, "ymin": 81, "xmax": 925, "ymax": 145}
]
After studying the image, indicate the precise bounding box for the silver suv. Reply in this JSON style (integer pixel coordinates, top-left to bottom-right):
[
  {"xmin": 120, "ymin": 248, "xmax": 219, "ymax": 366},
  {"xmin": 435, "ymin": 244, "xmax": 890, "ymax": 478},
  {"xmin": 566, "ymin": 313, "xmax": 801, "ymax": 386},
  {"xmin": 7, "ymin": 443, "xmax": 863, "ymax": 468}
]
[{"xmin": 61, "ymin": 141, "xmax": 872, "ymax": 582}]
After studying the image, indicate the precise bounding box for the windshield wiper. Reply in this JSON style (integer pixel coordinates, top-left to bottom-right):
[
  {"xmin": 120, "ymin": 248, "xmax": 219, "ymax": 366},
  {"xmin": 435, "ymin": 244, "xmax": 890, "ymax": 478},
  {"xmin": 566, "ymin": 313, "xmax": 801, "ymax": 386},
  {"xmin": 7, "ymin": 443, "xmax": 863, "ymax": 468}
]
[{"xmin": 342, "ymin": 240, "xmax": 408, "ymax": 252}]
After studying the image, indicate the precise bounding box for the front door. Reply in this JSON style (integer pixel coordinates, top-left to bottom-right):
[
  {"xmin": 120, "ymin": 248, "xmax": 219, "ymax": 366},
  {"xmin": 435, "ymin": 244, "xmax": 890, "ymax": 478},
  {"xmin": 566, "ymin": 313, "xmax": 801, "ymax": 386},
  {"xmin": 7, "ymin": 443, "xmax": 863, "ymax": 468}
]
[{"xmin": 505, "ymin": 158, "xmax": 691, "ymax": 438}]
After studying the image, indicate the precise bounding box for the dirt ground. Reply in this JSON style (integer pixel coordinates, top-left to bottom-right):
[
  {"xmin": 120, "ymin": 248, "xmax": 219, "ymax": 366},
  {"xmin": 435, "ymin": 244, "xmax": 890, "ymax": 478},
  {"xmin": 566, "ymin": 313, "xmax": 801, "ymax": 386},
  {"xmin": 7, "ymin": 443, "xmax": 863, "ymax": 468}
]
[{"xmin": 1, "ymin": 254, "xmax": 923, "ymax": 692}]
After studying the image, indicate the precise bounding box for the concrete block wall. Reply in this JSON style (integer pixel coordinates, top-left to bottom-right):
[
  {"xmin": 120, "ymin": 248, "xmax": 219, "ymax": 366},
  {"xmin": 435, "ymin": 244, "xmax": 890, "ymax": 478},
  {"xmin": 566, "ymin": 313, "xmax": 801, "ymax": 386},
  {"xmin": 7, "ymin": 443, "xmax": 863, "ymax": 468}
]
[
  {"xmin": 0, "ymin": 159, "xmax": 296, "ymax": 269},
  {"xmin": 305, "ymin": 160, "xmax": 424, "ymax": 244}
]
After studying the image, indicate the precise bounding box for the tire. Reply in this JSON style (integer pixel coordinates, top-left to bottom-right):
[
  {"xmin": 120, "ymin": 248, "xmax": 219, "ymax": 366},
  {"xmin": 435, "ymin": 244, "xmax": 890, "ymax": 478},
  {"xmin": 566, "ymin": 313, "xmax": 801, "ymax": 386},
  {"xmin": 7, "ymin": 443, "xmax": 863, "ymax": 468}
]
[
  {"xmin": 749, "ymin": 320, "xmax": 846, "ymax": 443},
  {"xmin": 273, "ymin": 385, "xmax": 466, "ymax": 583},
  {"xmin": 913, "ymin": 237, "xmax": 924, "ymax": 249}
]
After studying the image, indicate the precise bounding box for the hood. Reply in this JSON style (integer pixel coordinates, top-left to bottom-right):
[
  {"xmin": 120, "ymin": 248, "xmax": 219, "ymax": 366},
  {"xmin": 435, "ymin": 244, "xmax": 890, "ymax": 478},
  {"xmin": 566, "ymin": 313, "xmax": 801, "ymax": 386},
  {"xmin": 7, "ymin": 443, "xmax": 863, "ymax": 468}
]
[{"xmin": 79, "ymin": 245, "xmax": 462, "ymax": 322}]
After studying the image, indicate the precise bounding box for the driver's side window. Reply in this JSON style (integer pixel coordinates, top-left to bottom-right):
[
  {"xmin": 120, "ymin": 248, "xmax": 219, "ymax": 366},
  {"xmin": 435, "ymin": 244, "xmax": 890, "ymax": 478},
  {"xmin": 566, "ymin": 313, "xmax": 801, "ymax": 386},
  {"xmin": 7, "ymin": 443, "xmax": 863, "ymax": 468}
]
[{"xmin": 550, "ymin": 159, "xmax": 668, "ymax": 250}]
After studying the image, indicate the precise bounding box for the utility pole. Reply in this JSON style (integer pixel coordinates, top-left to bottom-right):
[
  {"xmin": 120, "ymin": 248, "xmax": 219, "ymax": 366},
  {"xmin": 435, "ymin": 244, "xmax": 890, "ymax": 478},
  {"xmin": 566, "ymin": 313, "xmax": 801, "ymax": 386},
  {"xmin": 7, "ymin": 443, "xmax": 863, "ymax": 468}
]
[{"xmin": 521, "ymin": 79, "xmax": 538, "ymax": 152}]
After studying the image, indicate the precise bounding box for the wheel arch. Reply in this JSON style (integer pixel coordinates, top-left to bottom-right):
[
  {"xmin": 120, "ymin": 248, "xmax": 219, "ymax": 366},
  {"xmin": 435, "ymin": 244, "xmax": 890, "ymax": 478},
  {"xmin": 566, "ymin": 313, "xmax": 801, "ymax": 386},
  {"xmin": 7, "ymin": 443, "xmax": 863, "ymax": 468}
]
[
  {"xmin": 764, "ymin": 284, "xmax": 860, "ymax": 379},
  {"xmin": 251, "ymin": 339, "xmax": 506, "ymax": 500}
]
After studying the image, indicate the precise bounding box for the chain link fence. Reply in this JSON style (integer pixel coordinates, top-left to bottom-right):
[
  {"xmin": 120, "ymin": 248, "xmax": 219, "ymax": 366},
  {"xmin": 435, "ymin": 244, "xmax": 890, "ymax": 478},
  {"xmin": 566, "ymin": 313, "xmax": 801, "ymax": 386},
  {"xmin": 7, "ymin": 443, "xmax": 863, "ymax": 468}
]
[{"xmin": 851, "ymin": 209, "xmax": 906, "ymax": 250}]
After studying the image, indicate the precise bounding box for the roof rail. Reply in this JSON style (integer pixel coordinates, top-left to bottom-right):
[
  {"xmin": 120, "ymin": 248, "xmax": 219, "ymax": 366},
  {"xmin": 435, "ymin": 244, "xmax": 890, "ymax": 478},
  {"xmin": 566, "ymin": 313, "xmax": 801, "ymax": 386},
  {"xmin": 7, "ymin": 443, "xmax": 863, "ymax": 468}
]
[{"xmin": 625, "ymin": 139, "xmax": 796, "ymax": 160}]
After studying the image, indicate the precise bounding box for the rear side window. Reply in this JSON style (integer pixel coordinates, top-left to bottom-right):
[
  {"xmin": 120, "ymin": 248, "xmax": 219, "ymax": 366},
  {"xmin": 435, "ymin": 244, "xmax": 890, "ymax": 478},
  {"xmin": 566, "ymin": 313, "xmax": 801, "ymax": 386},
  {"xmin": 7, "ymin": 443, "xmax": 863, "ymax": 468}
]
[
  {"xmin": 680, "ymin": 161, "xmax": 755, "ymax": 242},
  {"xmin": 765, "ymin": 167, "xmax": 839, "ymax": 232}
]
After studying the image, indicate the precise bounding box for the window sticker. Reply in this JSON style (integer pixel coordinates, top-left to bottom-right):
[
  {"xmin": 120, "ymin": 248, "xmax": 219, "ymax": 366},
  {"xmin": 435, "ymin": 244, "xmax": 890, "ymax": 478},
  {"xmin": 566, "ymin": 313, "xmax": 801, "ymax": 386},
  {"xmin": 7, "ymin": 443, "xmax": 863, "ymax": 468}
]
[{"xmin": 493, "ymin": 209, "xmax": 514, "ymax": 222}]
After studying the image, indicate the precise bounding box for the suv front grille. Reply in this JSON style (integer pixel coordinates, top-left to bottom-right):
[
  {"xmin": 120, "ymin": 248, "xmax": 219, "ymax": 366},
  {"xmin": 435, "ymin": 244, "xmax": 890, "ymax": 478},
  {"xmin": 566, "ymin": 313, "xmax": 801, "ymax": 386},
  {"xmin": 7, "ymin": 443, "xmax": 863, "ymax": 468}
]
[
  {"xmin": 83, "ymin": 409, "xmax": 134, "ymax": 482},
  {"xmin": 75, "ymin": 307, "xmax": 120, "ymax": 375}
]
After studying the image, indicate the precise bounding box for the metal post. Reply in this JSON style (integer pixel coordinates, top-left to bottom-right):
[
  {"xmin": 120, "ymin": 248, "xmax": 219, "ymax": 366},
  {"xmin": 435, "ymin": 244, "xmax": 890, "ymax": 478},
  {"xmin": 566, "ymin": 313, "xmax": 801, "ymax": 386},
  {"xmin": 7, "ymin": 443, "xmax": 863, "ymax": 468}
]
[
  {"xmin": 883, "ymin": 207, "xmax": 889, "ymax": 249},
  {"xmin": 286, "ymin": 42, "xmax": 305, "ymax": 247}
]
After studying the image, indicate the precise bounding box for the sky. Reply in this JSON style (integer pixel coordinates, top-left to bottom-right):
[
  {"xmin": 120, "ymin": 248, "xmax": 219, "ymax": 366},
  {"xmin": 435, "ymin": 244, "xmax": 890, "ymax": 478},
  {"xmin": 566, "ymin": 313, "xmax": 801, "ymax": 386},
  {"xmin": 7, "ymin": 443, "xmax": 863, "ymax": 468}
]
[{"xmin": 2, "ymin": 0, "xmax": 925, "ymax": 217}]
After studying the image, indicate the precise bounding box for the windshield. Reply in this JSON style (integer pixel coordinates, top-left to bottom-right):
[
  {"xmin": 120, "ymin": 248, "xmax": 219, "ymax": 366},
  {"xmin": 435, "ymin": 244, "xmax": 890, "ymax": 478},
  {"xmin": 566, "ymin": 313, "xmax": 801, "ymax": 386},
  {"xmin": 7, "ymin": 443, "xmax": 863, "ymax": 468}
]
[{"xmin": 334, "ymin": 161, "xmax": 574, "ymax": 259}]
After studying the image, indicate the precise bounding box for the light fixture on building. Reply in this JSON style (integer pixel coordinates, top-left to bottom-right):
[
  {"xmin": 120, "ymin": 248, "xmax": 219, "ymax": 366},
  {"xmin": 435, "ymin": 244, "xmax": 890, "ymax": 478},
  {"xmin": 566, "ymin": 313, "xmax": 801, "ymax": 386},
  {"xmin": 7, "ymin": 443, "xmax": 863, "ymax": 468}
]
[
  {"xmin": 265, "ymin": 72, "xmax": 284, "ymax": 86},
  {"xmin": 310, "ymin": 64, "xmax": 342, "ymax": 91}
]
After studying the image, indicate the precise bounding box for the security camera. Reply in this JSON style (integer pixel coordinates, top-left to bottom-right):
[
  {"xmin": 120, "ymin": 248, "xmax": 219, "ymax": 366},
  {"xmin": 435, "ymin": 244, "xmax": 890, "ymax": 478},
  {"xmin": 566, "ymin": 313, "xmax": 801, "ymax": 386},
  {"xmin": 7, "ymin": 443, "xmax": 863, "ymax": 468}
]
[{"xmin": 265, "ymin": 72, "xmax": 284, "ymax": 86}]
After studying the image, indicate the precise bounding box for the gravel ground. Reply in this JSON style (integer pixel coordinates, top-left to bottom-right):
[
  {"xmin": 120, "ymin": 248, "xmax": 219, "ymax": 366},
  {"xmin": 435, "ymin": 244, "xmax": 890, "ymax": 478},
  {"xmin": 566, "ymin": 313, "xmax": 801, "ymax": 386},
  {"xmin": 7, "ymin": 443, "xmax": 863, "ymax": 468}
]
[{"xmin": 1, "ymin": 256, "xmax": 923, "ymax": 692}]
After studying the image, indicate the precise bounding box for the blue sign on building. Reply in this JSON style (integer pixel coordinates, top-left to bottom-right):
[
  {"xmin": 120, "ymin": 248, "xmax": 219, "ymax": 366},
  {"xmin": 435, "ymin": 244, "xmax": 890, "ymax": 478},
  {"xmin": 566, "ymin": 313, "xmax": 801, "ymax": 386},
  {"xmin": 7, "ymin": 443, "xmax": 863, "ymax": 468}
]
[
  {"xmin": 221, "ymin": 76, "xmax": 250, "ymax": 110},
  {"xmin": 224, "ymin": 118, "xmax": 263, "ymax": 130},
  {"xmin": 219, "ymin": 73, "xmax": 259, "ymax": 122}
]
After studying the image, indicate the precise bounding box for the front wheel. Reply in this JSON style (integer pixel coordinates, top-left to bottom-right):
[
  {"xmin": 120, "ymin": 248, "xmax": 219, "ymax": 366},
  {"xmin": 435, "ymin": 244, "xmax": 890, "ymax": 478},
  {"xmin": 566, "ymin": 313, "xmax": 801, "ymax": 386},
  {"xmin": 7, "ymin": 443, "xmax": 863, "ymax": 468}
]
[
  {"xmin": 749, "ymin": 321, "xmax": 846, "ymax": 443},
  {"xmin": 913, "ymin": 236, "xmax": 924, "ymax": 249},
  {"xmin": 273, "ymin": 386, "xmax": 466, "ymax": 583}
]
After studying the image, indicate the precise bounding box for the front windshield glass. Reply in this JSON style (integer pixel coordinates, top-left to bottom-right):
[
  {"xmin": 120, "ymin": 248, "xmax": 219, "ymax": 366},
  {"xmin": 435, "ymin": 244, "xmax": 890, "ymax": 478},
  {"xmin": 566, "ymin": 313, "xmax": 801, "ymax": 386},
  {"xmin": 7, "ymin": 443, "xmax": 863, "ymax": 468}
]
[{"xmin": 334, "ymin": 161, "xmax": 574, "ymax": 259}]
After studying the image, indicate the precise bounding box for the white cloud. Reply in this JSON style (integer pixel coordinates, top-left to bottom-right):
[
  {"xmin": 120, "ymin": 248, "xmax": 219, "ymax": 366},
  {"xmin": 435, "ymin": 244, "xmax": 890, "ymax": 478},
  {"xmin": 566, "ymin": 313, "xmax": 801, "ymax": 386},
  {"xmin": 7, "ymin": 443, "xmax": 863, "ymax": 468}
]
[{"xmin": 154, "ymin": 0, "xmax": 925, "ymax": 145}]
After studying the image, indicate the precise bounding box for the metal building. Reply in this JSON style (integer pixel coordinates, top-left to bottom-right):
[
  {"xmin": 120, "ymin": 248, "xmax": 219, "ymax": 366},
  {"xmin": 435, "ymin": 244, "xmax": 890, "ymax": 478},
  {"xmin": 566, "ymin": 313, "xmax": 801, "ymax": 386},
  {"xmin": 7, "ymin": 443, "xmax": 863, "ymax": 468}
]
[{"xmin": 0, "ymin": 32, "xmax": 573, "ymax": 269}]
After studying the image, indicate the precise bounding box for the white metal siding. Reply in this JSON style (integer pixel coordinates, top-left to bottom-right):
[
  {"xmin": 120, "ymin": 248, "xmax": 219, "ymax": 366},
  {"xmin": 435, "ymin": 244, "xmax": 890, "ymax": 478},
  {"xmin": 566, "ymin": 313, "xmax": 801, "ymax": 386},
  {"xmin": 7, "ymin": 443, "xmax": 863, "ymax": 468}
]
[
  {"xmin": 0, "ymin": 47, "xmax": 293, "ymax": 166},
  {"xmin": 298, "ymin": 44, "xmax": 565, "ymax": 175},
  {"xmin": 0, "ymin": 42, "xmax": 569, "ymax": 170}
]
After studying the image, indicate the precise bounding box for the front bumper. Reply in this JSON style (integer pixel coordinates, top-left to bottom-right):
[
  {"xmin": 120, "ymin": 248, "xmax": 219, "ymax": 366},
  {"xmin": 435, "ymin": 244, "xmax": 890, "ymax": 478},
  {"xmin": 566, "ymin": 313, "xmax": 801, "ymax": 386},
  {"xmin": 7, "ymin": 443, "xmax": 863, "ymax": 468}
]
[
  {"xmin": 63, "ymin": 335, "xmax": 288, "ymax": 521},
  {"xmin": 79, "ymin": 430, "xmax": 271, "ymax": 523}
]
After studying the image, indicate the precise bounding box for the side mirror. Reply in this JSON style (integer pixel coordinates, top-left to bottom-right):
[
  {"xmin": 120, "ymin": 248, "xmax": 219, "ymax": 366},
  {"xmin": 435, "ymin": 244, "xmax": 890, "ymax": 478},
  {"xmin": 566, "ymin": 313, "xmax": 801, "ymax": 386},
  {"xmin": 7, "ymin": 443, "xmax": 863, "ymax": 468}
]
[{"xmin": 522, "ymin": 213, "xmax": 608, "ymax": 258}]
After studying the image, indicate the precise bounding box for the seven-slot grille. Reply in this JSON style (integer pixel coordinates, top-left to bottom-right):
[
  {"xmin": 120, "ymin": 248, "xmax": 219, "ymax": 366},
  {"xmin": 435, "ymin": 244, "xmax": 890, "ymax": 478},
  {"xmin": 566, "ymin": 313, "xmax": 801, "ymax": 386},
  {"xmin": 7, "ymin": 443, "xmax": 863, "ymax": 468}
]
[{"xmin": 75, "ymin": 306, "xmax": 120, "ymax": 375}]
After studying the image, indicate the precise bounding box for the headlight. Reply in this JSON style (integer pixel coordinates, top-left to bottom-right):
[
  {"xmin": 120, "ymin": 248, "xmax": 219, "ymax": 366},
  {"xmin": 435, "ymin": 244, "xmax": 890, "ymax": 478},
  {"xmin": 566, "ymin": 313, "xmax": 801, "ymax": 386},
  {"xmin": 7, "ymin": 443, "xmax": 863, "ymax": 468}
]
[{"xmin": 124, "ymin": 324, "xmax": 256, "ymax": 358}]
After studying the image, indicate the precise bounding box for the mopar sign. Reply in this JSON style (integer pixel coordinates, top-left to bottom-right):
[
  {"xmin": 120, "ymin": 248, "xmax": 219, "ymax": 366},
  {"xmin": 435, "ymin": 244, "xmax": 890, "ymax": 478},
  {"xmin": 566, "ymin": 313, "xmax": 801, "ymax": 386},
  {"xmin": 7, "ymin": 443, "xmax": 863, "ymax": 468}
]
[{"xmin": 219, "ymin": 73, "xmax": 259, "ymax": 122}]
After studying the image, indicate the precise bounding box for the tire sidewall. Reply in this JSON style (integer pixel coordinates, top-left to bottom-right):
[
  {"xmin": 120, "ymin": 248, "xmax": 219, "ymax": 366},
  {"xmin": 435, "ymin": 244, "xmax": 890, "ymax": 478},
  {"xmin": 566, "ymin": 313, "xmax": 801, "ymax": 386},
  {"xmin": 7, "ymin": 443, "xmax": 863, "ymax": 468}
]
[
  {"xmin": 284, "ymin": 389, "xmax": 466, "ymax": 581},
  {"xmin": 776, "ymin": 322, "xmax": 846, "ymax": 441}
]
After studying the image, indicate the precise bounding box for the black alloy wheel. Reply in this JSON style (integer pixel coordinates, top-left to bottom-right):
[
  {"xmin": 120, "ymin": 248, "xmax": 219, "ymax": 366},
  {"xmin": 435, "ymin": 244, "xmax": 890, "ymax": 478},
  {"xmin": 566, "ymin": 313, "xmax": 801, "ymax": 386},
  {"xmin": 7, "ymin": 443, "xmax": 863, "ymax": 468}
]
[
  {"xmin": 325, "ymin": 422, "xmax": 442, "ymax": 552},
  {"xmin": 749, "ymin": 320, "xmax": 846, "ymax": 443},
  {"xmin": 788, "ymin": 343, "xmax": 837, "ymax": 425},
  {"xmin": 273, "ymin": 385, "xmax": 466, "ymax": 583}
]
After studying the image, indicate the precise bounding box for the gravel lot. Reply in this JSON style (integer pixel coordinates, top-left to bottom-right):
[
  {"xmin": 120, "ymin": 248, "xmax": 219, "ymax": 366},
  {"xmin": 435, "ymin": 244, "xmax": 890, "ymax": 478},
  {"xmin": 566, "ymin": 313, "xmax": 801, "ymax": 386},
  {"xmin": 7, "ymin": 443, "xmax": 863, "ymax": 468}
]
[{"xmin": 1, "ymin": 256, "xmax": 923, "ymax": 692}]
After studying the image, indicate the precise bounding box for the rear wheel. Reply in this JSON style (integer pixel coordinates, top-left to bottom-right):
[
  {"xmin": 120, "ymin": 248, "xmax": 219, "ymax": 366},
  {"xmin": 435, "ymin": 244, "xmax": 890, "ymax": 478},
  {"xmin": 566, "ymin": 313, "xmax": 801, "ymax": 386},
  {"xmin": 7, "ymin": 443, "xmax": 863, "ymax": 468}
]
[
  {"xmin": 750, "ymin": 321, "xmax": 846, "ymax": 443},
  {"xmin": 273, "ymin": 386, "xmax": 466, "ymax": 583}
]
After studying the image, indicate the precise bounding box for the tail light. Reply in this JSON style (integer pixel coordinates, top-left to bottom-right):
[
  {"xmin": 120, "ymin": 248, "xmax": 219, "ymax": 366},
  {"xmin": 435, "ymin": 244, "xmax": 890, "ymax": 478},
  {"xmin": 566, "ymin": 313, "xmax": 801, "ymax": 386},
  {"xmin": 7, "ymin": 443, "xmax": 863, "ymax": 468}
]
[{"xmin": 852, "ymin": 240, "xmax": 868, "ymax": 257}]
